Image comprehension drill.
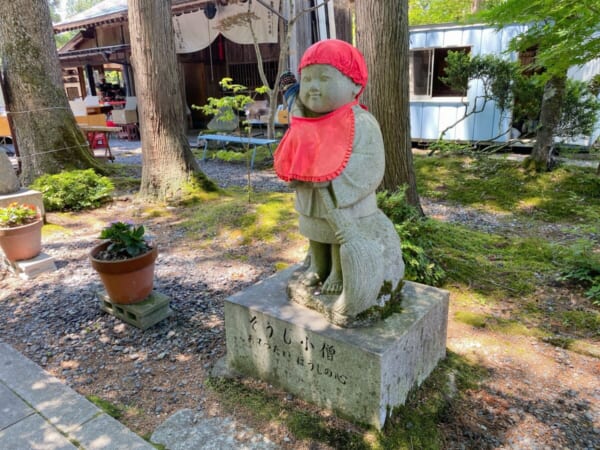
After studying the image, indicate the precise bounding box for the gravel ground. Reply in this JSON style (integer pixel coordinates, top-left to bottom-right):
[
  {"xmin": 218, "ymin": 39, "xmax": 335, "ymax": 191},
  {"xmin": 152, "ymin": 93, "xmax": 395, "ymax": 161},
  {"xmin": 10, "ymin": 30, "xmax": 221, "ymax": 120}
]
[{"xmin": 0, "ymin": 141, "xmax": 598, "ymax": 449}]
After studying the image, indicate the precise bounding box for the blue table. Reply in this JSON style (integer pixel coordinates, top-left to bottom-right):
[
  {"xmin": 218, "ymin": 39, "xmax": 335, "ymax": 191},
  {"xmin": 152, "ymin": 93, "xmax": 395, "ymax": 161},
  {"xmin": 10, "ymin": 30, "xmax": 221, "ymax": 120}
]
[{"xmin": 197, "ymin": 133, "xmax": 278, "ymax": 169}]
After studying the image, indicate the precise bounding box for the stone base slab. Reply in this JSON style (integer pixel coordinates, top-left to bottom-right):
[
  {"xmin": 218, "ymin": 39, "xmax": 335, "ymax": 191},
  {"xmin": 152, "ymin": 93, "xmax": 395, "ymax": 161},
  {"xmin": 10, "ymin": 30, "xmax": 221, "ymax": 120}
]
[
  {"xmin": 224, "ymin": 268, "xmax": 449, "ymax": 429},
  {"xmin": 97, "ymin": 290, "xmax": 173, "ymax": 329},
  {"xmin": 3, "ymin": 252, "xmax": 56, "ymax": 279},
  {"xmin": 0, "ymin": 189, "xmax": 45, "ymax": 219}
]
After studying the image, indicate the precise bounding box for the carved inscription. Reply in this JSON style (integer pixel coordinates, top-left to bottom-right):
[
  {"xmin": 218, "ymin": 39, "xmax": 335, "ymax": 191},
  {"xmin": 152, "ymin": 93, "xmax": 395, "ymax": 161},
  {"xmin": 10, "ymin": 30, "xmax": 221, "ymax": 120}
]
[{"xmin": 236, "ymin": 315, "xmax": 348, "ymax": 385}]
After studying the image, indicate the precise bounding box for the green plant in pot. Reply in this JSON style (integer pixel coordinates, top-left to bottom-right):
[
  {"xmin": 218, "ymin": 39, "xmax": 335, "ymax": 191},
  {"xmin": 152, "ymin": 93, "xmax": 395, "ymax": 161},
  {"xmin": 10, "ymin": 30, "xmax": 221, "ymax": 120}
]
[
  {"xmin": 90, "ymin": 221, "xmax": 157, "ymax": 304},
  {"xmin": 0, "ymin": 202, "xmax": 43, "ymax": 262}
]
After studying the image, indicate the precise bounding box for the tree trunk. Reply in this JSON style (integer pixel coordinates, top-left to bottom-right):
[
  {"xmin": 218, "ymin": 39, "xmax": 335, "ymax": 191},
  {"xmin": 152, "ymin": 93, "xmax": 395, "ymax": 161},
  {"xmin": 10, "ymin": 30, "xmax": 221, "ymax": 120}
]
[
  {"xmin": 527, "ymin": 75, "xmax": 566, "ymax": 171},
  {"xmin": 128, "ymin": 0, "xmax": 215, "ymax": 200},
  {"xmin": 355, "ymin": 0, "xmax": 422, "ymax": 213},
  {"xmin": 0, "ymin": 0, "xmax": 103, "ymax": 185}
]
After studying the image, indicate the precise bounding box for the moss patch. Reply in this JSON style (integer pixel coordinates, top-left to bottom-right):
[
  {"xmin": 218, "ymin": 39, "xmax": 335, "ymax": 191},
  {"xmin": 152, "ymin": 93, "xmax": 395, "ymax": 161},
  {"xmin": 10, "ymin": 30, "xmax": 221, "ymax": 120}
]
[
  {"xmin": 560, "ymin": 310, "xmax": 600, "ymax": 336},
  {"xmin": 208, "ymin": 352, "xmax": 486, "ymax": 449},
  {"xmin": 41, "ymin": 223, "xmax": 71, "ymax": 237},
  {"xmin": 425, "ymin": 220, "xmax": 558, "ymax": 299},
  {"xmin": 454, "ymin": 311, "xmax": 487, "ymax": 328},
  {"xmin": 86, "ymin": 395, "xmax": 123, "ymax": 419},
  {"xmin": 414, "ymin": 154, "xmax": 600, "ymax": 222},
  {"xmin": 182, "ymin": 190, "xmax": 297, "ymax": 245},
  {"xmin": 206, "ymin": 377, "xmax": 369, "ymax": 449},
  {"xmin": 376, "ymin": 352, "xmax": 487, "ymax": 449}
]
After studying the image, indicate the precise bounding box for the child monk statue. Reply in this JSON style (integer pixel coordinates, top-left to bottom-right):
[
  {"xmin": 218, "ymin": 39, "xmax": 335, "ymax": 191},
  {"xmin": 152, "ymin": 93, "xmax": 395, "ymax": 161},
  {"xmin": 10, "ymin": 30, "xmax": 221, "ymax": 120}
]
[{"xmin": 274, "ymin": 39, "xmax": 405, "ymax": 326}]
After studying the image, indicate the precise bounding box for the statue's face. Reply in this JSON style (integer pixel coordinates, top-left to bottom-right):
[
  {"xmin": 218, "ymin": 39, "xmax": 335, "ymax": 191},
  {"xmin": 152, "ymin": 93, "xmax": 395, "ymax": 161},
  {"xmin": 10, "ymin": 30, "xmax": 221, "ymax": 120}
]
[{"xmin": 299, "ymin": 64, "xmax": 360, "ymax": 115}]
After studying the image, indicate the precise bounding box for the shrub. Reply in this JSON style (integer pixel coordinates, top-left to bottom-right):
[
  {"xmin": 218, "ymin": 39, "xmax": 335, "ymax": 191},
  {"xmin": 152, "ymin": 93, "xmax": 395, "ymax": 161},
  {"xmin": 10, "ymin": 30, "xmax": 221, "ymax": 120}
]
[
  {"xmin": 559, "ymin": 241, "xmax": 600, "ymax": 306},
  {"xmin": 30, "ymin": 169, "xmax": 114, "ymax": 211},
  {"xmin": 377, "ymin": 188, "xmax": 446, "ymax": 286}
]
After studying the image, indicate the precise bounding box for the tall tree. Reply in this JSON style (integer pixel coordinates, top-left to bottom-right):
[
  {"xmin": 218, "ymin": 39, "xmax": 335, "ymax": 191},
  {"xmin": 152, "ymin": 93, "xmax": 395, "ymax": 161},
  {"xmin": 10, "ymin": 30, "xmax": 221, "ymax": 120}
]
[
  {"xmin": 127, "ymin": 0, "xmax": 215, "ymax": 200},
  {"xmin": 0, "ymin": 0, "xmax": 102, "ymax": 185},
  {"xmin": 355, "ymin": 0, "xmax": 422, "ymax": 212},
  {"xmin": 480, "ymin": 0, "xmax": 600, "ymax": 171}
]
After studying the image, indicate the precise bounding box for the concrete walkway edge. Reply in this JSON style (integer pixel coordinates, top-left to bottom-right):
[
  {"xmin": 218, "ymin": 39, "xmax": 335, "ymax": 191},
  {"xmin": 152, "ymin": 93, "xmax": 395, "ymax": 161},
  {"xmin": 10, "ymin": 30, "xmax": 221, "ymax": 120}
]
[{"xmin": 0, "ymin": 342, "xmax": 154, "ymax": 449}]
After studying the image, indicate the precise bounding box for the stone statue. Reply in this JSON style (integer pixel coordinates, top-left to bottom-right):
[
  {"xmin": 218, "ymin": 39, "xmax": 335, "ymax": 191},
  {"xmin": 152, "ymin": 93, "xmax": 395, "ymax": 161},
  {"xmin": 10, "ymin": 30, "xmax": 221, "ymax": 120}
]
[
  {"xmin": 274, "ymin": 39, "xmax": 404, "ymax": 327},
  {"xmin": 0, "ymin": 151, "xmax": 20, "ymax": 195}
]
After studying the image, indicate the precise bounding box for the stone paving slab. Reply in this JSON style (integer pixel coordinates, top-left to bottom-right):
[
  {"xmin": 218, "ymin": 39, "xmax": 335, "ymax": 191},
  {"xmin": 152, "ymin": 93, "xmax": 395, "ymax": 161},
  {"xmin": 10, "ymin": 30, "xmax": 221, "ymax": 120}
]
[
  {"xmin": 0, "ymin": 413, "xmax": 77, "ymax": 450},
  {"xmin": 0, "ymin": 342, "xmax": 155, "ymax": 449},
  {"xmin": 0, "ymin": 343, "xmax": 99, "ymax": 433},
  {"xmin": 71, "ymin": 413, "xmax": 155, "ymax": 450},
  {"xmin": 0, "ymin": 382, "xmax": 34, "ymax": 430},
  {"xmin": 151, "ymin": 409, "xmax": 279, "ymax": 450}
]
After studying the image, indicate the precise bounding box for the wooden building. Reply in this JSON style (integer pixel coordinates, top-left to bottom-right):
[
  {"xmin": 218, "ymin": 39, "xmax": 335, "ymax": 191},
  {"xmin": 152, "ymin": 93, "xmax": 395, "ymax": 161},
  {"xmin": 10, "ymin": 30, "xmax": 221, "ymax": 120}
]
[{"xmin": 53, "ymin": 0, "xmax": 345, "ymax": 128}]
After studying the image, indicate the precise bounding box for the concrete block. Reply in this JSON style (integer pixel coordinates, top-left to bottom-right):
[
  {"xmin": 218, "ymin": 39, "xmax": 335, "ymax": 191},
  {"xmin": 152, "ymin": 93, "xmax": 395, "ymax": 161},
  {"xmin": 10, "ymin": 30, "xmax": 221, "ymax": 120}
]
[
  {"xmin": 0, "ymin": 414, "xmax": 77, "ymax": 450},
  {"xmin": 224, "ymin": 268, "xmax": 449, "ymax": 429},
  {"xmin": 0, "ymin": 189, "xmax": 45, "ymax": 218},
  {"xmin": 98, "ymin": 290, "xmax": 173, "ymax": 329},
  {"xmin": 5, "ymin": 252, "xmax": 57, "ymax": 279}
]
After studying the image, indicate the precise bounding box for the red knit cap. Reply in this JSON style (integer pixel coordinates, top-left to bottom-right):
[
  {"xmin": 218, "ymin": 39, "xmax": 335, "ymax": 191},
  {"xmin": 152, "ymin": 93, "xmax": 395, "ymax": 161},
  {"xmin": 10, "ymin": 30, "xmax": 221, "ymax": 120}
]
[{"xmin": 299, "ymin": 39, "xmax": 368, "ymax": 97}]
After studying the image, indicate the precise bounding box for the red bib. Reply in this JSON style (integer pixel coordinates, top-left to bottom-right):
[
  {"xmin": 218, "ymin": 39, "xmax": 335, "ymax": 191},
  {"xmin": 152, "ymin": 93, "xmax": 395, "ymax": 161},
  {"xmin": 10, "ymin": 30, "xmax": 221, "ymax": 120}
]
[{"xmin": 274, "ymin": 101, "xmax": 356, "ymax": 182}]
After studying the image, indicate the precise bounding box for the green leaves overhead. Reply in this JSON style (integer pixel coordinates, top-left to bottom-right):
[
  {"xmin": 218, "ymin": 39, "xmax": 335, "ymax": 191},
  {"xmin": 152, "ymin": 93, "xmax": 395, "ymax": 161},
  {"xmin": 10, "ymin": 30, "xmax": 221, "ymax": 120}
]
[{"xmin": 479, "ymin": 0, "xmax": 600, "ymax": 77}]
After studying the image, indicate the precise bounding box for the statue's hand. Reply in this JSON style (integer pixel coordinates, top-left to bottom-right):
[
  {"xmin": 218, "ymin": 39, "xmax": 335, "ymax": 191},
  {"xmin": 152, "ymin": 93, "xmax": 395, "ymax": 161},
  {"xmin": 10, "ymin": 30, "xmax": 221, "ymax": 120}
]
[{"xmin": 335, "ymin": 228, "xmax": 356, "ymax": 245}]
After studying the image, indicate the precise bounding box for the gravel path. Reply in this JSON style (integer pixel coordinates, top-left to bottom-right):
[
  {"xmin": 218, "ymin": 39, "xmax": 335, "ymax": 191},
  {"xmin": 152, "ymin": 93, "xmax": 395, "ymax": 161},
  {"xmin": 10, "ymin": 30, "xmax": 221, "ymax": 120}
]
[{"xmin": 0, "ymin": 143, "xmax": 598, "ymax": 449}]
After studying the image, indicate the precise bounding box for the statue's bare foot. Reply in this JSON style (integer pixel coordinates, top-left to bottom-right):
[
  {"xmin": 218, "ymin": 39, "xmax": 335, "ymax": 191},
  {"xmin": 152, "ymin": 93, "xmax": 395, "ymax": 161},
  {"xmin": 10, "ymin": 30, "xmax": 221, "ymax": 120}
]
[
  {"xmin": 322, "ymin": 274, "xmax": 343, "ymax": 294},
  {"xmin": 301, "ymin": 271, "xmax": 321, "ymax": 287}
]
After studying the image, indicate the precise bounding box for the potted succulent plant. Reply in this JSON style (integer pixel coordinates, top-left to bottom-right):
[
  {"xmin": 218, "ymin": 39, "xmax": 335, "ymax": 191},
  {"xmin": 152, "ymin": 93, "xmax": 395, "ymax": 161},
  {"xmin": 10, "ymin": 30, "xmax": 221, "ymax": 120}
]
[
  {"xmin": 89, "ymin": 221, "xmax": 157, "ymax": 304},
  {"xmin": 0, "ymin": 202, "xmax": 43, "ymax": 262}
]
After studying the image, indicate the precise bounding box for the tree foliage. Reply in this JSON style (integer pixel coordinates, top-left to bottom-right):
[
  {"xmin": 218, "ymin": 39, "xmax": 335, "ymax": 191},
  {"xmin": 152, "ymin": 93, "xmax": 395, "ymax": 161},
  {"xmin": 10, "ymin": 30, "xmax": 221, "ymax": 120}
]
[
  {"xmin": 409, "ymin": 0, "xmax": 474, "ymax": 25},
  {"xmin": 441, "ymin": 52, "xmax": 600, "ymax": 141},
  {"xmin": 195, "ymin": 77, "xmax": 267, "ymax": 134},
  {"xmin": 479, "ymin": 0, "xmax": 600, "ymax": 79},
  {"xmin": 441, "ymin": 51, "xmax": 517, "ymax": 112}
]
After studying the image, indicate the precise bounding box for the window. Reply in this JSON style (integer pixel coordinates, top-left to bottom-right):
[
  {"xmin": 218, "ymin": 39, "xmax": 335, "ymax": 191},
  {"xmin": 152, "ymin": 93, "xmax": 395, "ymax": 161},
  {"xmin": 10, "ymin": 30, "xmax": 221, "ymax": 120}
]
[{"xmin": 409, "ymin": 46, "xmax": 470, "ymax": 98}]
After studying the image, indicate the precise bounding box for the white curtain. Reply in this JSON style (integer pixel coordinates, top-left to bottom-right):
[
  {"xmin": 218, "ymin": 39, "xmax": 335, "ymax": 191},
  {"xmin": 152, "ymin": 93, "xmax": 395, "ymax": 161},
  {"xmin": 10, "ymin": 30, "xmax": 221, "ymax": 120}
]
[{"xmin": 173, "ymin": 0, "xmax": 280, "ymax": 54}]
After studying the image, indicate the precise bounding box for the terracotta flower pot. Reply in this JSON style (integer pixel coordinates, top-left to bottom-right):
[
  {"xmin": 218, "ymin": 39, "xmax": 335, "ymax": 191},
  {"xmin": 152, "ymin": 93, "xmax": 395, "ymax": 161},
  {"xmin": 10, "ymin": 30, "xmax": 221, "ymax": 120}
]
[
  {"xmin": 90, "ymin": 241, "xmax": 158, "ymax": 304},
  {"xmin": 0, "ymin": 219, "xmax": 43, "ymax": 262}
]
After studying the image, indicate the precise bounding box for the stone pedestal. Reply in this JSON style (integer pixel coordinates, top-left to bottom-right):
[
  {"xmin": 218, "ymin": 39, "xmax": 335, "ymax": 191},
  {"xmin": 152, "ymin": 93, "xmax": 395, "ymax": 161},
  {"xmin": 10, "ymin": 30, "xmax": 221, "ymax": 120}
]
[
  {"xmin": 0, "ymin": 189, "xmax": 45, "ymax": 218},
  {"xmin": 224, "ymin": 268, "xmax": 449, "ymax": 429},
  {"xmin": 2, "ymin": 252, "xmax": 56, "ymax": 279},
  {"xmin": 97, "ymin": 290, "xmax": 173, "ymax": 329}
]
